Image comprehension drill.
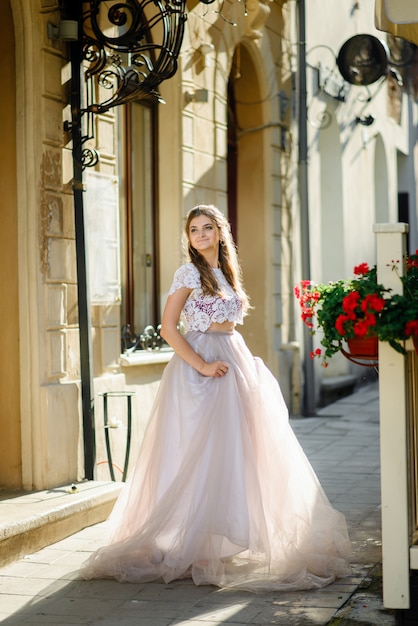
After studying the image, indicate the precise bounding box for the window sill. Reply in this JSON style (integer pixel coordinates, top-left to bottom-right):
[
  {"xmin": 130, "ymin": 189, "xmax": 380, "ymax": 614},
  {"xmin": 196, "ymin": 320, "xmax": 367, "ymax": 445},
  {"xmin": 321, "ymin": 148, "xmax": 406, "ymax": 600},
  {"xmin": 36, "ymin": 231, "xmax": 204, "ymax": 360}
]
[{"xmin": 119, "ymin": 347, "xmax": 174, "ymax": 367}]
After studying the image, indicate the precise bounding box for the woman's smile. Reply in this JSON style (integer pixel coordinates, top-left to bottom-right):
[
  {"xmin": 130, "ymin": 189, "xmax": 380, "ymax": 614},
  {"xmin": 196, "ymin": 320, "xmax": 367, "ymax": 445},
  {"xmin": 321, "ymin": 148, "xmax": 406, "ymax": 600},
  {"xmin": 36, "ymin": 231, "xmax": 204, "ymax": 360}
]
[{"xmin": 189, "ymin": 215, "xmax": 220, "ymax": 254}]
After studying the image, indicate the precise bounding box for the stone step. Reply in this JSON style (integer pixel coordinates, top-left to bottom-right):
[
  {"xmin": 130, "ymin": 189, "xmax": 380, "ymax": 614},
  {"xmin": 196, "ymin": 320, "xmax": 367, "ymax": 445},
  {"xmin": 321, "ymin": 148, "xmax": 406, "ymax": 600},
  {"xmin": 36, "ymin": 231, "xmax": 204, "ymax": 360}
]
[
  {"xmin": 320, "ymin": 375, "xmax": 358, "ymax": 407},
  {"xmin": 0, "ymin": 481, "xmax": 123, "ymax": 567}
]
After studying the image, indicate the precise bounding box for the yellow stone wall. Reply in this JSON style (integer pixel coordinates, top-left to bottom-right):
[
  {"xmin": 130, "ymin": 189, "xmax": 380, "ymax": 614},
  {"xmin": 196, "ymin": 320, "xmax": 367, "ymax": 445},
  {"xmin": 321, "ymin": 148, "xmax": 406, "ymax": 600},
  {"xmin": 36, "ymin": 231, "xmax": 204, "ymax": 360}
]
[{"xmin": 2, "ymin": 0, "xmax": 292, "ymax": 490}]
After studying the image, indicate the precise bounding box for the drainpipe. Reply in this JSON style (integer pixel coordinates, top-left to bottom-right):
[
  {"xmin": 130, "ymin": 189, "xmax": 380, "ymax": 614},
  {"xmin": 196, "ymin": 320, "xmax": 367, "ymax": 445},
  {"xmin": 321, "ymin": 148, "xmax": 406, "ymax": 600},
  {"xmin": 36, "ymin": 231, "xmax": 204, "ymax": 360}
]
[
  {"xmin": 297, "ymin": 0, "xmax": 316, "ymax": 415},
  {"xmin": 68, "ymin": 0, "xmax": 96, "ymax": 478}
]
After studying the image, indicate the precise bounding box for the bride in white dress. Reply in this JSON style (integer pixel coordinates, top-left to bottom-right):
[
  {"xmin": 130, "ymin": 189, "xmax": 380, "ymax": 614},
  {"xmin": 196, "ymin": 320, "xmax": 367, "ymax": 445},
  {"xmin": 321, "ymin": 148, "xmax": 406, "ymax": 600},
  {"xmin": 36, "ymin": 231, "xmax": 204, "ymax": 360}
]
[{"xmin": 81, "ymin": 204, "xmax": 351, "ymax": 591}]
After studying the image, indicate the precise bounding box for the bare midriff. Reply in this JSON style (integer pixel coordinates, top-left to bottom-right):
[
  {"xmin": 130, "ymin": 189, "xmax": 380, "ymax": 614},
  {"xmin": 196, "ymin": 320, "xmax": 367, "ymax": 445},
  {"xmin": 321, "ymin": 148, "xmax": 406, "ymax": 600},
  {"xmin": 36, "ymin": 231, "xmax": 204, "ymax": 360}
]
[{"xmin": 207, "ymin": 321, "xmax": 235, "ymax": 332}]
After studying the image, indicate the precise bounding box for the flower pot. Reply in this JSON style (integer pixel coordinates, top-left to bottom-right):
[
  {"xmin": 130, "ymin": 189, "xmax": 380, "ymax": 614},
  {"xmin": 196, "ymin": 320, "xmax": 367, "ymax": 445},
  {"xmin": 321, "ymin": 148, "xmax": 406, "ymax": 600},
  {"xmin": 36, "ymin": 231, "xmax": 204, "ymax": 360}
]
[
  {"xmin": 347, "ymin": 336, "xmax": 378, "ymax": 357},
  {"xmin": 341, "ymin": 336, "xmax": 378, "ymax": 367}
]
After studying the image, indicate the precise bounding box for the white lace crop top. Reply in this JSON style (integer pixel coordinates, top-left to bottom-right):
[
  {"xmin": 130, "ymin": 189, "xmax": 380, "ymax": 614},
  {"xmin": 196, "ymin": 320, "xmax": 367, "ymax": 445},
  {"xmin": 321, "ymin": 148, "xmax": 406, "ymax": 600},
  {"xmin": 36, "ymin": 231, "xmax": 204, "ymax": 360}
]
[{"xmin": 168, "ymin": 263, "xmax": 244, "ymax": 332}]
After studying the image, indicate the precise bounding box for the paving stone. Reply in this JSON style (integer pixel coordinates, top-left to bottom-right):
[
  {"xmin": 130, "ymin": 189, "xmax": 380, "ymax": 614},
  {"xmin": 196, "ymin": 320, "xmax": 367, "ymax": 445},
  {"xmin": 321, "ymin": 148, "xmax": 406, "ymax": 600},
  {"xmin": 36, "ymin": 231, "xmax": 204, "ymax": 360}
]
[
  {"xmin": 248, "ymin": 605, "xmax": 337, "ymax": 624},
  {"xmin": 0, "ymin": 576, "xmax": 69, "ymax": 596},
  {"xmin": 175, "ymin": 601, "xmax": 264, "ymax": 622}
]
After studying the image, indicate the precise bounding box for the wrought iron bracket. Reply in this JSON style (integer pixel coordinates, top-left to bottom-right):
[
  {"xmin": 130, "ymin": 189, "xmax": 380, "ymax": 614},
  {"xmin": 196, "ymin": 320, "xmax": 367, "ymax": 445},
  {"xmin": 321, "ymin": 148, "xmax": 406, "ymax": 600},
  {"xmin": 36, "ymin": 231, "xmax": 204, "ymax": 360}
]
[
  {"xmin": 80, "ymin": 0, "xmax": 189, "ymax": 113},
  {"xmin": 59, "ymin": 0, "xmax": 218, "ymax": 167}
]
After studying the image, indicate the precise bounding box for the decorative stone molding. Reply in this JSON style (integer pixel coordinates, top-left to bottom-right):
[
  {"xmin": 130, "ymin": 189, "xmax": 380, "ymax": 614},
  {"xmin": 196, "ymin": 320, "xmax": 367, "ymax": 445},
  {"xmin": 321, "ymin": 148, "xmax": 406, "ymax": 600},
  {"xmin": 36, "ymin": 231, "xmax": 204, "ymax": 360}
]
[{"xmin": 245, "ymin": 0, "xmax": 272, "ymax": 40}]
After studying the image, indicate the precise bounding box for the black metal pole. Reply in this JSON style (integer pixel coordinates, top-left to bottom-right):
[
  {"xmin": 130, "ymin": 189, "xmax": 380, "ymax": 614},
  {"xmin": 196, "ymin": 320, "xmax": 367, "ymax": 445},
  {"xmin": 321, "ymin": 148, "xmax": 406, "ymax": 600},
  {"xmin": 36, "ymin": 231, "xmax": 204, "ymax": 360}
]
[
  {"xmin": 297, "ymin": 0, "xmax": 316, "ymax": 415},
  {"xmin": 68, "ymin": 0, "xmax": 96, "ymax": 478}
]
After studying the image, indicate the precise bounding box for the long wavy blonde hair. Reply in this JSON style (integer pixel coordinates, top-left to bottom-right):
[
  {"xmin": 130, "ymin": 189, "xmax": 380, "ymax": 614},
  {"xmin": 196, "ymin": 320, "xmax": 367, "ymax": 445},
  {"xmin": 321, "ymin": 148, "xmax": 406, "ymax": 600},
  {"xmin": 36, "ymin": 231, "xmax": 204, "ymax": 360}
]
[{"xmin": 184, "ymin": 205, "xmax": 251, "ymax": 315}]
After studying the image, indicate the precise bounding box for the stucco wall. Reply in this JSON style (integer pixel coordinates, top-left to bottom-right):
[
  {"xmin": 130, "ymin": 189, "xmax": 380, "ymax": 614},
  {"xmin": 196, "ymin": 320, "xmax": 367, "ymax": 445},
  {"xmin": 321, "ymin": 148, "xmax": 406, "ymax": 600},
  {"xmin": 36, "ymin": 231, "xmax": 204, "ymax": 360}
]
[{"xmin": 296, "ymin": 0, "xmax": 418, "ymax": 386}]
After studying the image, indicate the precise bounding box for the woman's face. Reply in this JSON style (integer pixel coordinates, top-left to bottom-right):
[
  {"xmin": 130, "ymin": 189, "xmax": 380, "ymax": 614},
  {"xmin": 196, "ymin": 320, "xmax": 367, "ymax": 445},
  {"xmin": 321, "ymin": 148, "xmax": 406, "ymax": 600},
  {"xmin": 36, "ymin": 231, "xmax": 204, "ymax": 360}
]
[{"xmin": 188, "ymin": 214, "xmax": 220, "ymax": 256}]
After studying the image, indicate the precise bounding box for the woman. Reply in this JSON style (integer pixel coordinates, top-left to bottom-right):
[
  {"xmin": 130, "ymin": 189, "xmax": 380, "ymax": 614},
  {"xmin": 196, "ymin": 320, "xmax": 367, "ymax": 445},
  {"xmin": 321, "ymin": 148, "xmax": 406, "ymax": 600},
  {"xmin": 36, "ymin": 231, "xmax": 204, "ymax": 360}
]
[{"xmin": 81, "ymin": 205, "xmax": 351, "ymax": 591}]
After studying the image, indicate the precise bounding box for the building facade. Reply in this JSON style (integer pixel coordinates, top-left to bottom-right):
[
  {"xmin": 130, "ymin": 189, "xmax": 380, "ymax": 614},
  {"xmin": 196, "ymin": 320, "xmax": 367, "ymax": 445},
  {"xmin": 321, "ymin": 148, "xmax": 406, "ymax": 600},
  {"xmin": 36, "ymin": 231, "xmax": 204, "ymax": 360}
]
[
  {"xmin": 1, "ymin": 0, "xmax": 293, "ymax": 490},
  {"xmin": 297, "ymin": 0, "xmax": 418, "ymax": 404}
]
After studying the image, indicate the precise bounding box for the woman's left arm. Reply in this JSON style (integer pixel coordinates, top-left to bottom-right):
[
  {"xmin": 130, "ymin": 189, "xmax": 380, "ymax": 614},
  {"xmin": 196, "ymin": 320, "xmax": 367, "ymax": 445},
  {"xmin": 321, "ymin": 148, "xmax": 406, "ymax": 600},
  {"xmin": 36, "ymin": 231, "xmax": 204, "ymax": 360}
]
[{"xmin": 160, "ymin": 289, "xmax": 229, "ymax": 378}]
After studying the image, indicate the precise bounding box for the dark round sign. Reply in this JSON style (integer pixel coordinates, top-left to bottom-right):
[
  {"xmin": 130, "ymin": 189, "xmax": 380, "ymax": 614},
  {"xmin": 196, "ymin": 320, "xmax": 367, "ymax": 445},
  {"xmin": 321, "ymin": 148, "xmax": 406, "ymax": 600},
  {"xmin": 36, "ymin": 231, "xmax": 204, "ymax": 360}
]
[{"xmin": 337, "ymin": 34, "xmax": 389, "ymax": 86}]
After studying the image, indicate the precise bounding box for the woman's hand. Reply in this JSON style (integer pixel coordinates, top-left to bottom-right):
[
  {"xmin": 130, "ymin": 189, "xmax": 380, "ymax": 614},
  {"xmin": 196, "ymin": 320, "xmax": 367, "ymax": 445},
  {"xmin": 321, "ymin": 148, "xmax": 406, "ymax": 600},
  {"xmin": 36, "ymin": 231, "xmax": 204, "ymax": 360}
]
[
  {"xmin": 161, "ymin": 289, "xmax": 214, "ymax": 374},
  {"xmin": 161, "ymin": 289, "xmax": 230, "ymax": 378},
  {"xmin": 199, "ymin": 360, "xmax": 229, "ymax": 378}
]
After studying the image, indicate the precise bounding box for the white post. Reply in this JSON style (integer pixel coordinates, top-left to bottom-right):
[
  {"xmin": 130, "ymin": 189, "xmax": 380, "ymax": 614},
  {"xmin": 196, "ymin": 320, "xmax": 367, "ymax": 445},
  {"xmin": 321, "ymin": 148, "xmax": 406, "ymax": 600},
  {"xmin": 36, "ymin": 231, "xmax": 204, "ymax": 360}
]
[{"xmin": 374, "ymin": 223, "xmax": 410, "ymax": 609}]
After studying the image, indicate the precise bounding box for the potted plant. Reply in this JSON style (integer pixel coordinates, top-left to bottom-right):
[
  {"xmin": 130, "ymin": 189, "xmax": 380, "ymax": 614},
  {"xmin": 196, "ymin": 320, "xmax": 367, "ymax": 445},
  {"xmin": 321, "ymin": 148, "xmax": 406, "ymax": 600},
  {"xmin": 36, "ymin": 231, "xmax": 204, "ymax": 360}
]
[
  {"xmin": 295, "ymin": 255, "xmax": 418, "ymax": 367},
  {"xmin": 294, "ymin": 263, "xmax": 387, "ymax": 367},
  {"xmin": 377, "ymin": 251, "xmax": 418, "ymax": 355}
]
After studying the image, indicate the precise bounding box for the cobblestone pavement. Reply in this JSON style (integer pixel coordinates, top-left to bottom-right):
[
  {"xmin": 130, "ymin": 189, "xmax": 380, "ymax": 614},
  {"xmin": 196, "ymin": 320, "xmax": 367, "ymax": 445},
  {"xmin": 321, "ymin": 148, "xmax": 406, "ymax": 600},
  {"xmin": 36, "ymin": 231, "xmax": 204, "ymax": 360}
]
[{"xmin": 0, "ymin": 383, "xmax": 398, "ymax": 625}]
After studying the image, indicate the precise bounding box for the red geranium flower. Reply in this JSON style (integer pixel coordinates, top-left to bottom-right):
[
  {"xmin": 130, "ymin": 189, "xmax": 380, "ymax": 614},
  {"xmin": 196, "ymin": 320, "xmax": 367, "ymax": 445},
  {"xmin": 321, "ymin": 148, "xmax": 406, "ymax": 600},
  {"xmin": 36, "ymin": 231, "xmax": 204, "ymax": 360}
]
[
  {"xmin": 405, "ymin": 320, "xmax": 418, "ymax": 337},
  {"xmin": 342, "ymin": 291, "xmax": 360, "ymax": 315},
  {"xmin": 335, "ymin": 314, "xmax": 351, "ymax": 335},
  {"xmin": 361, "ymin": 293, "xmax": 385, "ymax": 314},
  {"xmin": 353, "ymin": 320, "xmax": 370, "ymax": 337},
  {"xmin": 354, "ymin": 263, "xmax": 369, "ymax": 276},
  {"xmin": 310, "ymin": 348, "xmax": 322, "ymax": 359}
]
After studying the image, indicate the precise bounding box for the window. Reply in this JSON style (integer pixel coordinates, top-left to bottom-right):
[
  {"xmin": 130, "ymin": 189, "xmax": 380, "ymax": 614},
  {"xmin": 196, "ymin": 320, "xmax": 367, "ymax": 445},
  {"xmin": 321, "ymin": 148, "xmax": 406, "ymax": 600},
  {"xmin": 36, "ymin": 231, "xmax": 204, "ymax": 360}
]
[{"xmin": 120, "ymin": 101, "xmax": 159, "ymax": 340}]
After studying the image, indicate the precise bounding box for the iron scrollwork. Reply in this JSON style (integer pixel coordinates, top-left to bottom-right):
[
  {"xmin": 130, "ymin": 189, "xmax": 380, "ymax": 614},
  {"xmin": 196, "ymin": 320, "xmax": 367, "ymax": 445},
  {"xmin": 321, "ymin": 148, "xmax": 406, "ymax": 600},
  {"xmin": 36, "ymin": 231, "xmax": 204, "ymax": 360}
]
[
  {"xmin": 82, "ymin": 0, "xmax": 188, "ymax": 112},
  {"xmin": 70, "ymin": 0, "xmax": 219, "ymax": 167}
]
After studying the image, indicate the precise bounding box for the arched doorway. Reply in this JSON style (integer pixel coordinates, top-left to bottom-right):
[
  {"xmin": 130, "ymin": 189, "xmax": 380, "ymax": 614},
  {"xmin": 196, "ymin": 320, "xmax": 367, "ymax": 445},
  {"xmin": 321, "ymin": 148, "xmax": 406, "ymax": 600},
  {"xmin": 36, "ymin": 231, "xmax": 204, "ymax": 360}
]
[
  {"xmin": 0, "ymin": 0, "xmax": 21, "ymax": 487},
  {"xmin": 227, "ymin": 42, "xmax": 270, "ymax": 361}
]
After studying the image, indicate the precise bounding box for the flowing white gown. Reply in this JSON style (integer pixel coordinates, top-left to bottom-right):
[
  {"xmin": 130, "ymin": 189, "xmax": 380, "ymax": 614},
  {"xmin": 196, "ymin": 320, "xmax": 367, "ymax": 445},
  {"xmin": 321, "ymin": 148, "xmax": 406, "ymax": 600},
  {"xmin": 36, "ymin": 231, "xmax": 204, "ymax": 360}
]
[{"xmin": 81, "ymin": 326, "xmax": 351, "ymax": 591}]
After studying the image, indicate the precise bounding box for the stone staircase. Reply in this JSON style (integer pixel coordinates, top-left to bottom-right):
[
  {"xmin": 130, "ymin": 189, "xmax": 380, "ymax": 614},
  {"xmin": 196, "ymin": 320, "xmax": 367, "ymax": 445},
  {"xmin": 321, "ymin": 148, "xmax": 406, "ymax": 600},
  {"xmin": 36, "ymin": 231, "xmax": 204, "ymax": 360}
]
[{"xmin": 0, "ymin": 481, "xmax": 123, "ymax": 567}]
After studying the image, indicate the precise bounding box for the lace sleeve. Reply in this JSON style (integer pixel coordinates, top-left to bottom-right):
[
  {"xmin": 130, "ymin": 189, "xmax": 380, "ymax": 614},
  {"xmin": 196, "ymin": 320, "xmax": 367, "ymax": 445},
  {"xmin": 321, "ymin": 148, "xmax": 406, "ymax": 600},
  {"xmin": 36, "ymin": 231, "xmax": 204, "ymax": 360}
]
[{"xmin": 168, "ymin": 264, "xmax": 201, "ymax": 295}]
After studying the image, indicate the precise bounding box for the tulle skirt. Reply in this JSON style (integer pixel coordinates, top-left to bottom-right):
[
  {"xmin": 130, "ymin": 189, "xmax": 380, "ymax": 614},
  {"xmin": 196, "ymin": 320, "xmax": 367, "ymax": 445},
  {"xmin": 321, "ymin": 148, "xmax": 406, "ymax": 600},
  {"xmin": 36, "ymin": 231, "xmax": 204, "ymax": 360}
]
[{"xmin": 81, "ymin": 330, "xmax": 351, "ymax": 591}]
